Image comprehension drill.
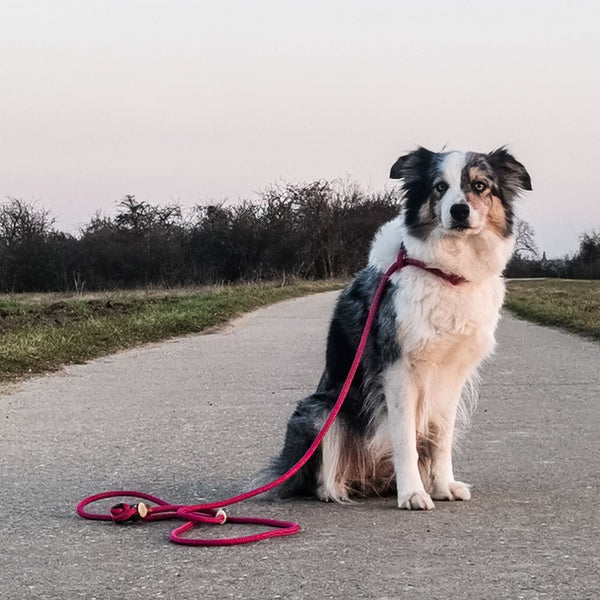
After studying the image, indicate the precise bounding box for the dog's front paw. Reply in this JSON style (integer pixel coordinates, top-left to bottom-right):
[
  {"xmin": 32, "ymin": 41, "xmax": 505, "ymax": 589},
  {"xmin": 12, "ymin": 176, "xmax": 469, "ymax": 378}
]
[
  {"xmin": 431, "ymin": 481, "xmax": 471, "ymax": 501},
  {"xmin": 398, "ymin": 490, "xmax": 434, "ymax": 510}
]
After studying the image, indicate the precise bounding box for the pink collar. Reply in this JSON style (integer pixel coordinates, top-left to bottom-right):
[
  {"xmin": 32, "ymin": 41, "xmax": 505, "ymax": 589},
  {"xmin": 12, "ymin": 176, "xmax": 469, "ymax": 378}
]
[{"xmin": 396, "ymin": 246, "xmax": 467, "ymax": 286}]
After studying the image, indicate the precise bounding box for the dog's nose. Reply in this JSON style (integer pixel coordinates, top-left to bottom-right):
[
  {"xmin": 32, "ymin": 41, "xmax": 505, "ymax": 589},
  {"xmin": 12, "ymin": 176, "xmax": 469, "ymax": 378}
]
[{"xmin": 450, "ymin": 203, "xmax": 470, "ymax": 222}]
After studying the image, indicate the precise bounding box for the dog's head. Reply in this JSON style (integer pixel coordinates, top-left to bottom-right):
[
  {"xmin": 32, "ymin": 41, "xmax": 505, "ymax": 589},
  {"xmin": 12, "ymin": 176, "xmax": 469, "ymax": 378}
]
[{"xmin": 390, "ymin": 147, "xmax": 532, "ymax": 241}]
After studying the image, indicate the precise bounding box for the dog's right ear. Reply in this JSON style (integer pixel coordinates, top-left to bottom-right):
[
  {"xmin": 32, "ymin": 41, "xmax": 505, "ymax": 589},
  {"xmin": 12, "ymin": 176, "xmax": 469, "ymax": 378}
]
[{"xmin": 390, "ymin": 147, "xmax": 435, "ymax": 180}]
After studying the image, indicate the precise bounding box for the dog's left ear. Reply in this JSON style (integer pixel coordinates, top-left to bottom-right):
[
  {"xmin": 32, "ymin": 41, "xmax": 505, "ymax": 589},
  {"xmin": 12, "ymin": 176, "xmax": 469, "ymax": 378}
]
[
  {"xmin": 487, "ymin": 147, "xmax": 532, "ymax": 193},
  {"xmin": 390, "ymin": 147, "xmax": 435, "ymax": 181}
]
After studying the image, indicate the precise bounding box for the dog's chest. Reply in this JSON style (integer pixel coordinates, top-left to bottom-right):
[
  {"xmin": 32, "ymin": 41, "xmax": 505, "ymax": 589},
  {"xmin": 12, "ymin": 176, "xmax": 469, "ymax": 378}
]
[{"xmin": 390, "ymin": 272, "xmax": 504, "ymax": 354}]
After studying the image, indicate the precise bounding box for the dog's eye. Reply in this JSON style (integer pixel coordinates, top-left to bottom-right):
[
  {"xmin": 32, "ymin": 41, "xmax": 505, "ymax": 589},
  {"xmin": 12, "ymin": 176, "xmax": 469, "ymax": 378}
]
[
  {"xmin": 434, "ymin": 181, "xmax": 448, "ymax": 194},
  {"xmin": 472, "ymin": 181, "xmax": 487, "ymax": 193}
]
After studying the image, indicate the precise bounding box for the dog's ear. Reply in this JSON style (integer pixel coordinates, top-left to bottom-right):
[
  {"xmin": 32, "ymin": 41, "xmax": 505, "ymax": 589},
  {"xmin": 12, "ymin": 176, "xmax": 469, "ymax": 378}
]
[
  {"xmin": 487, "ymin": 147, "xmax": 532, "ymax": 193},
  {"xmin": 390, "ymin": 147, "xmax": 435, "ymax": 180}
]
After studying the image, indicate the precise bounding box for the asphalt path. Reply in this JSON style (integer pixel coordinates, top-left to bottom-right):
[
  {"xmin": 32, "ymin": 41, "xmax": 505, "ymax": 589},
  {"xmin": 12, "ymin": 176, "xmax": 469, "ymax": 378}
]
[{"xmin": 1, "ymin": 291, "xmax": 599, "ymax": 600}]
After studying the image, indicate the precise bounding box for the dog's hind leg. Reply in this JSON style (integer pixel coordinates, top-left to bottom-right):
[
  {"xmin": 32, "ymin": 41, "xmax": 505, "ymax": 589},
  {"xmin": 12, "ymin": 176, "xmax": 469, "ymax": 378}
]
[
  {"xmin": 316, "ymin": 419, "xmax": 354, "ymax": 503},
  {"xmin": 260, "ymin": 392, "xmax": 336, "ymax": 500}
]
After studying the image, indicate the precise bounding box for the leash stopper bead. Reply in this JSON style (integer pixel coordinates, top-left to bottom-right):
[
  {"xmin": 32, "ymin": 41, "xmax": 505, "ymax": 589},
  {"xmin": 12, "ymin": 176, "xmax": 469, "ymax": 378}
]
[
  {"xmin": 216, "ymin": 508, "xmax": 227, "ymax": 524},
  {"xmin": 135, "ymin": 503, "xmax": 150, "ymax": 519}
]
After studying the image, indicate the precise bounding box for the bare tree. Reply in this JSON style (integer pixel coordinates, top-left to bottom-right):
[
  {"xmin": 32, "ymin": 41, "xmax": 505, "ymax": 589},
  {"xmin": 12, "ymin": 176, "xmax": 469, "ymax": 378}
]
[
  {"xmin": 0, "ymin": 198, "xmax": 54, "ymax": 243},
  {"xmin": 0, "ymin": 198, "xmax": 61, "ymax": 291},
  {"xmin": 514, "ymin": 218, "xmax": 539, "ymax": 260}
]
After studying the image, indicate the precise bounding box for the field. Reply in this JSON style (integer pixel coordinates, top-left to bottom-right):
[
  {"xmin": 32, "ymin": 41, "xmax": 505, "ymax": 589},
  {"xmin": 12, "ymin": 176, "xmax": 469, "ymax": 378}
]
[
  {"xmin": 0, "ymin": 278, "xmax": 598, "ymax": 385},
  {"xmin": 505, "ymin": 279, "xmax": 600, "ymax": 340}
]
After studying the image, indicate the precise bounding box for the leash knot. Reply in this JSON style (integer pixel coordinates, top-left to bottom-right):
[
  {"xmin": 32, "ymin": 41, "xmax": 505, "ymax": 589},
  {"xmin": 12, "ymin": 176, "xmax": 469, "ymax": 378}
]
[{"xmin": 110, "ymin": 502, "xmax": 150, "ymax": 523}]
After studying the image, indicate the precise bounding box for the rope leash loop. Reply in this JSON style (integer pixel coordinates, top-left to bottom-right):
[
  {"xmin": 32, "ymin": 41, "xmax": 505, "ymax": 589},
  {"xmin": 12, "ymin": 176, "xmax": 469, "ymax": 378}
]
[
  {"xmin": 76, "ymin": 490, "xmax": 302, "ymax": 545},
  {"xmin": 76, "ymin": 248, "xmax": 465, "ymax": 546},
  {"xmin": 170, "ymin": 514, "xmax": 301, "ymax": 547}
]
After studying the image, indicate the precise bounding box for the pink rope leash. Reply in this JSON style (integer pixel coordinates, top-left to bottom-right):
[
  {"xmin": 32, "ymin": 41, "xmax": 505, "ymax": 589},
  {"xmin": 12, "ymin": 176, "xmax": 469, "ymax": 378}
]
[{"xmin": 76, "ymin": 248, "xmax": 465, "ymax": 546}]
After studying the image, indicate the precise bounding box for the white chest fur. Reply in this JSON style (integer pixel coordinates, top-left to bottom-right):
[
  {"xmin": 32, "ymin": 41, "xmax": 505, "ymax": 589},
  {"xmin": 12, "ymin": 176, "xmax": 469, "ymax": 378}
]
[{"xmin": 390, "ymin": 271, "xmax": 504, "ymax": 365}]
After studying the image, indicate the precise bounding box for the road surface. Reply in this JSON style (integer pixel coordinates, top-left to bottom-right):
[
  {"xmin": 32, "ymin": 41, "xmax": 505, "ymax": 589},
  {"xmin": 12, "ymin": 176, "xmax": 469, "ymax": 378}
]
[{"xmin": 1, "ymin": 291, "xmax": 599, "ymax": 599}]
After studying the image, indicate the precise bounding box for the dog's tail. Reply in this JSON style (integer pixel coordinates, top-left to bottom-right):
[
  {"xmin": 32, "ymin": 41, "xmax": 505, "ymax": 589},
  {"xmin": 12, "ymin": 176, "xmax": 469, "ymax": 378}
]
[{"xmin": 252, "ymin": 394, "xmax": 335, "ymax": 500}]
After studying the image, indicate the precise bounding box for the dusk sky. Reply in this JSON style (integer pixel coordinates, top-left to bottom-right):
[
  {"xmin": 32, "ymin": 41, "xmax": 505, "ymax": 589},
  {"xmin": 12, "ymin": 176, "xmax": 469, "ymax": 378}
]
[{"xmin": 3, "ymin": 0, "xmax": 599, "ymax": 257}]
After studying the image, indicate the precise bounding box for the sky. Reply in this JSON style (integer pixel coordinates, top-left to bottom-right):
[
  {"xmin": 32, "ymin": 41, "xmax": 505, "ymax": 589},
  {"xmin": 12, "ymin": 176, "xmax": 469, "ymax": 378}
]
[{"xmin": 2, "ymin": 0, "xmax": 599, "ymax": 258}]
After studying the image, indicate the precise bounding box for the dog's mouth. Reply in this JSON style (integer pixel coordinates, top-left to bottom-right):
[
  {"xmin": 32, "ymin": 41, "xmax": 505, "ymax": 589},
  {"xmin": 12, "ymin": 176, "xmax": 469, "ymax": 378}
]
[
  {"xmin": 446, "ymin": 222, "xmax": 483, "ymax": 237},
  {"xmin": 448, "ymin": 223, "xmax": 472, "ymax": 232}
]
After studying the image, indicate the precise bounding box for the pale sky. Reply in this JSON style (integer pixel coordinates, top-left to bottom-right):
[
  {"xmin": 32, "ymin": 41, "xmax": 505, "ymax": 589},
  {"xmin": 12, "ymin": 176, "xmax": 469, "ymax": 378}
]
[{"xmin": 2, "ymin": 0, "xmax": 599, "ymax": 257}]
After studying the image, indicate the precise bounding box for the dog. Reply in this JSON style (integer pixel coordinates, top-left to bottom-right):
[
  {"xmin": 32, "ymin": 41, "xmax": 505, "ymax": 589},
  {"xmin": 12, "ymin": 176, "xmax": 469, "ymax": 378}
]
[{"xmin": 263, "ymin": 147, "xmax": 532, "ymax": 510}]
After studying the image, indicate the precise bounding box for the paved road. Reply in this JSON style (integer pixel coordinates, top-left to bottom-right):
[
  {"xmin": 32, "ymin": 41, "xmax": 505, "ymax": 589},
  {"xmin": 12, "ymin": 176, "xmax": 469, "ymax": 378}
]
[{"xmin": 1, "ymin": 291, "xmax": 599, "ymax": 600}]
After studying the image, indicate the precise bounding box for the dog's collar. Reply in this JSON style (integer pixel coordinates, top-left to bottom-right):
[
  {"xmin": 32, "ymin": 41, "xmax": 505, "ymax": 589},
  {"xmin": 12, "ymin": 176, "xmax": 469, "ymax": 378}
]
[{"xmin": 396, "ymin": 245, "xmax": 467, "ymax": 286}]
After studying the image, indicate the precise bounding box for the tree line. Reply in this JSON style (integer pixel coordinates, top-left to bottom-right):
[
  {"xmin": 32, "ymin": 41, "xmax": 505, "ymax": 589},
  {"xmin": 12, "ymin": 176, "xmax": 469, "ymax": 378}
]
[
  {"xmin": 0, "ymin": 182, "xmax": 400, "ymax": 292},
  {"xmin": 0, "ymin": 184, "xmax": 598, "ymax": 292}
]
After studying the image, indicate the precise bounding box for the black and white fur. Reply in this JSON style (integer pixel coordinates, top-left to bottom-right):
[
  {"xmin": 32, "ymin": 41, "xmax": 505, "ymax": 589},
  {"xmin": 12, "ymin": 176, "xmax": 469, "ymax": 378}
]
[{"xmin": 263, "ymin": 147, "xmax": 532, "ymax": 510}]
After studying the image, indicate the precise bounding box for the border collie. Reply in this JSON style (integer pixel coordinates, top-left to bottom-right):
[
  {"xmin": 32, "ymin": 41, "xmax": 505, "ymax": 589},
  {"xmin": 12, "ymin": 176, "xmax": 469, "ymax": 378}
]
[{"xmin": 263, "ymin": 147, "xmax": 532, "ymax": 509}]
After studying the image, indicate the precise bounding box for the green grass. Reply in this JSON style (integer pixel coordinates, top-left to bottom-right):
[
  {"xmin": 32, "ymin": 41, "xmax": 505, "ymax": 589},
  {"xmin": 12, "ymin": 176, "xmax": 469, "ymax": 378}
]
[
  {"xmin": 505, "ymin": 279, "xmax": 600, "ymax": 340},
  {"xmin": 0, "ymin": 281, "xmax": 344, "ymax": 383}
]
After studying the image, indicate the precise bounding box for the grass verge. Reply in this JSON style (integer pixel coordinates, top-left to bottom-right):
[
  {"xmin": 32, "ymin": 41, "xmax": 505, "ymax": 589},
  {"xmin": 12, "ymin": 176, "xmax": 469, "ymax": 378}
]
[
  {"xmin": 0, "ymin": 280, "xmax": 344, "ymax": 384},
  {"xmin": 505, "ymin": 279, "xmax": 600, "ymax": 340},
  {"xmin": 2, "ymin": 278, "xmax": 597, "ymax": 385}
]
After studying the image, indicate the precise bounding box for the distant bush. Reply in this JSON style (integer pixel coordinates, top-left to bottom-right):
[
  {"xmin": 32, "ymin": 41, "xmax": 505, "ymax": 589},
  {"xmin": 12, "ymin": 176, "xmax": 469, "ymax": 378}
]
[
  {"xmin": 0, "ymin": 182, "xmax": 400, "ymax": 292},
  {"xmin": 0, "ymin": 198, "xmax": 72, "ymax": 292},
  {"xmin": 566, "ymin": 231, "xmax": 600, "ymax": 279}
]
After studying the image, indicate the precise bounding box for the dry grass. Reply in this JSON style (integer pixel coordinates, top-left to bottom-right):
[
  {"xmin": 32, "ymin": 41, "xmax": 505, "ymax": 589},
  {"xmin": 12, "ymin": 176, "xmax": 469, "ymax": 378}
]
[
  {"xmin": 505, "ymin": 279, "xmax": 600, "ymax": 340},
  {"xmin": 0, "ymin": 280, "xmax": 344, "ymax": 383}
]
